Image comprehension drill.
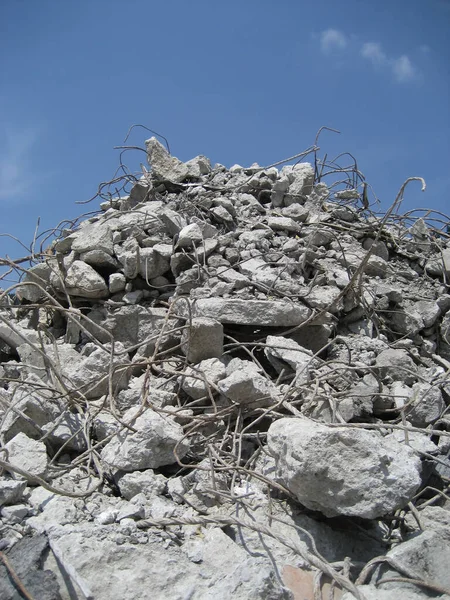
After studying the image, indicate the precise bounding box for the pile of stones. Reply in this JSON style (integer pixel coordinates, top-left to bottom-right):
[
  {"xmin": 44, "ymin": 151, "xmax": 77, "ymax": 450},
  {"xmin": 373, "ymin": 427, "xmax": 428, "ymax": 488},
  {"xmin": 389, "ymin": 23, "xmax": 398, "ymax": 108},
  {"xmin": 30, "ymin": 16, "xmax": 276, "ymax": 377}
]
[{"xmin": 0, "ymin": 137, "xmax": 450, "ymax": 599}]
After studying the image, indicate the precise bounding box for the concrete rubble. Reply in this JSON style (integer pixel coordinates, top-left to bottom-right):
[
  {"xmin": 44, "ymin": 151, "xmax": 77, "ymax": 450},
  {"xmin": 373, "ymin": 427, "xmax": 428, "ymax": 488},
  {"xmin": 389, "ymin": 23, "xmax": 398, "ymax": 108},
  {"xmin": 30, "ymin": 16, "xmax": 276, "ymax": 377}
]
[{"xmin": 0, "ymin": 135, "xmax": 449, "ymax": 599}]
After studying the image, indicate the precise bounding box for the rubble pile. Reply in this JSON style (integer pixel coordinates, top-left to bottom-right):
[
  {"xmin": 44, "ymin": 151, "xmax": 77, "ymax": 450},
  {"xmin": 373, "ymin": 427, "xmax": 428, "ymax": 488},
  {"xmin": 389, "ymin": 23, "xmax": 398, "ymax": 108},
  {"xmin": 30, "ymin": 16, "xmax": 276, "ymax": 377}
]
[{"xmin": 1, "ymin": 134, "xmax": 450, "ymax": 600}]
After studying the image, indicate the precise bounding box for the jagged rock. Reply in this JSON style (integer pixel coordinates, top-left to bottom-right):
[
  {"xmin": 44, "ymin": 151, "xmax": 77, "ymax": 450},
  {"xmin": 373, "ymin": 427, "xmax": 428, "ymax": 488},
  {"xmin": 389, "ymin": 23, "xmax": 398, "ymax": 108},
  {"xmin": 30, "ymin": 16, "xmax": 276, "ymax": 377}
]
[
  {"xmin": 115, "ymin": 470, "xmax": 167, "ymax": 500},
  {"xmin": 108, "ymin": 272, "xmax": 126, "ymax": 293},
  {"xmin": 265, "ymin": 335, "xmax": 319, "ymax": 383},
  {"xmin": 180, "ymin": 298, "xmax": 311, "ymax": 326},
  {"xmin": 145, "ymin": 137, "xmax": 196, "ymax": 183},
  {"xmin": 62, "ymin": 260, "xmax": 109, "ymax": 298},
  {"xmin": 180, "ymin": 357, "xmax": 226, "ymax": 399},
  {"xmin": 41, "ymin": 412, "xmax": 87, "ymax": 451},
  {"xmin": 218, "ymin": 364, "xmax": 280, "ymax": 409},
  {"xmin": 17, "ymin": 262, "xmax": 51, "ymax": 302},
  {"xmin": 268, "ymin": 417, "xmax": 421, "ymax": 518},
  {"xmin": 0, "ymin": 375, "xmax": 64, "ymax": 442},
  {"xmin": 100, "ymin": 407, "xmax": 190, "ymax": 471},
  {"xmin": 0, "ymin": 534, "xmax": 61, "ymax": 600},
  {"xmin": 72, "ymin": 222, "xmax": 114, "ymax": 255},
  {"xmin": 406, "ymin": 381, "xmax": 445, "ymax": 426},
  {"xmin": 181, "ymin": 317, "xmax": 224, "ymax": 363},
  {"xmin": 0, "ymin": 480, "xmax": 27, "ymax": 507},
  {"xmin": 5, "ymin": 432, "xmax": 48, "ymax": 480},
  {"xmin": 375, "ymin": 348, "xmax": 417, "ymax": 384},
  {"xmin": 46, "ymin": 341, "xmax": 130, "ymax": 399}
]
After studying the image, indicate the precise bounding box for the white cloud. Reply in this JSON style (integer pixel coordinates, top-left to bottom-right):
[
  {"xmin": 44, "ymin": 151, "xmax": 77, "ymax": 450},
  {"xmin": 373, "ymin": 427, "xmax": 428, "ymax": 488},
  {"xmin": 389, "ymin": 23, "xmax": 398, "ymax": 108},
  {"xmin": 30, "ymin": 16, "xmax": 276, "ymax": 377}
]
[
  {"xmin": 0, "ymin": 127, "xmax": 39, "ymax": 201},
  {"xmin": 319, "ymin": 29, "xmax": 348, "ymax": 54},
  {"xmin": 360, "ymin": 41, "xmax": 417, "ymax": 83},
  {"xmin": 392, "ymin": 55, "xmax": 416, "ymax": 83},
  {"xmin": 361, "ymin": 42, "xmax": 387, "ymax": 66}
]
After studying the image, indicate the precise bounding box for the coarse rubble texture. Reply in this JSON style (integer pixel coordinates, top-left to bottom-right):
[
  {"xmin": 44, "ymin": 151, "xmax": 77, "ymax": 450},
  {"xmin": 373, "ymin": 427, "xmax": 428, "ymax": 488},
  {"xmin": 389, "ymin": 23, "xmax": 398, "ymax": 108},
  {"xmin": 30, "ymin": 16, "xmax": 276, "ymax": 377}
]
[{"xmin": 1, "ymin": 133, "xmax": 450, "ymax": 600}]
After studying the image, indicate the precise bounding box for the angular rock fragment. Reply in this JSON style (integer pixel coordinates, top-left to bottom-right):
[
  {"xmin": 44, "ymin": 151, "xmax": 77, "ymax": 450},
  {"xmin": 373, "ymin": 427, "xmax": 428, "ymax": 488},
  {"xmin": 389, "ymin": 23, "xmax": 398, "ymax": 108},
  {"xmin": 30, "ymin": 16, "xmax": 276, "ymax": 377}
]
[
  {"xmin": 181, "ymin": 317, "xmax": 223, "ymax": 363},
  {"xmin": 100, "ymin": 407, "xmax": 189, "ymax": 470},
  {"xmin": 5, "ymin": 432, "xmax": 48, "ymax": 480},
  {"xmin": 268, "ymin": 417, "xmax": 422, "ymax": 518},
  {"xmin": 63, "ymin": 260, "xmax": 109, "ymax": 298},
  {"xmin": 179, "ymin": 298, "xmax": 311, "ymax": 326}
]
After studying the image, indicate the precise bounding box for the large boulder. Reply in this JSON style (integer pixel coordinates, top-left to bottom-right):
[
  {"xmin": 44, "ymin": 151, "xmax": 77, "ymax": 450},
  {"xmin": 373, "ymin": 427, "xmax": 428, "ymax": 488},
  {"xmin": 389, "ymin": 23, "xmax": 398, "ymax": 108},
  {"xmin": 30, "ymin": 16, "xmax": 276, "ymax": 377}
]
[{"xmin": 267, "ymin": 417, "xmax": 422, "ymax": 519}]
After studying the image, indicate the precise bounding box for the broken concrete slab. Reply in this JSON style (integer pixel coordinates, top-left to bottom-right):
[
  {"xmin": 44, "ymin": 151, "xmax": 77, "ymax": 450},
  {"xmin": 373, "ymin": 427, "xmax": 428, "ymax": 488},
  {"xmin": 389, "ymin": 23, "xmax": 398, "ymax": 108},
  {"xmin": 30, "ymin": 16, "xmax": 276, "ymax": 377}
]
[
  {"xmin": 100, "ymin": 407, "xmax": 189, "ymax": 471},
  {"xmin": 5, "ymin": 432, "xmax": 48, "ymax": 480},
  {"xmin": 268, "ymin": 417, "xmax": 421, "ymax": 518},
  {"xmin": 177, "ymin": 298, "xmax": 311, "ymax": 326},
  {"xmin": 181, "ymin": 317, "xmax": 223, "ymax": 363}
]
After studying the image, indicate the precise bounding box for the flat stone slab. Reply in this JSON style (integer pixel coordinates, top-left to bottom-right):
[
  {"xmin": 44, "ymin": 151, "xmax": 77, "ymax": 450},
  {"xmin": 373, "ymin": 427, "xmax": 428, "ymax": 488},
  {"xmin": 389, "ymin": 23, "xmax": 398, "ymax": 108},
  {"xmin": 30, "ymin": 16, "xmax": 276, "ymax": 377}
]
[{"xmin": 176, "ymin": 298, "xmax": 311, "ymax": 327}]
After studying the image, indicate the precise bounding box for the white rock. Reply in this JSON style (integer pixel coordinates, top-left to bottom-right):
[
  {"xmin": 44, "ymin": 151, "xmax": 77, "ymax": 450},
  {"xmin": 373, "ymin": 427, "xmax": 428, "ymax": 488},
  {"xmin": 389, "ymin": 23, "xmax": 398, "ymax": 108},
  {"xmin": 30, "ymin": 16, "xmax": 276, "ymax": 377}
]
[
  {"xmin": 181, "ymin": 317, "xmax": 223, "ymax": 363},
  {"xmin": 179, "ymin": 298, "xmax": 311, "ymax": 327},
  {"xmin": 64, "ymin": 260, "xmax": 109, "ymax": 298},
  {"xmin": 72, "ymin": 223, "xmax": 114, "ymax": 255},
  {"xmin": 17, "ymin": 262, "xmax": 51, "ymax": 302},
  {"xmin": 180, "ymin": 357, "xmax": 226, "ymax": 399},
  {"xmin": 109, "ymin": 272, "xmax": 126, "ymax": 293},
  {"xmin": 176, "ymin": 223, "xmax": 204, "ymax": 249},
  {"xmin": 0, "ymin": 480, "xmax": 27, "ymax": 507},
  {"xmin": 218, "ymin": 368, "xmax": 279, "ymax": 409},
  {"xmin": 101, "ymin": 407, "xmax": 189, "ymax": 471},
  {"xmin": 267, "ymin": 417, "xmax": 422, "ymax": 518},
  {"xmin": 5, "ymin": 432, "xmax": 48, "ymax": 480},
  {"xmin": 265, "ymin": 335, "xmax": 318, "ymax": 384}
]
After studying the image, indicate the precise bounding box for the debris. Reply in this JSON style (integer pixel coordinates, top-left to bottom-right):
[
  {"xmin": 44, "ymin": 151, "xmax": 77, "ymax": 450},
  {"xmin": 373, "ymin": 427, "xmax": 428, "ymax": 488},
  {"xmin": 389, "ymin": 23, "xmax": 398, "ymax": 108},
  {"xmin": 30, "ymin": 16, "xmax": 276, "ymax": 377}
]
[{"xmin": 1, "ymin": 128, "xmax": 449, "ymax": 599}]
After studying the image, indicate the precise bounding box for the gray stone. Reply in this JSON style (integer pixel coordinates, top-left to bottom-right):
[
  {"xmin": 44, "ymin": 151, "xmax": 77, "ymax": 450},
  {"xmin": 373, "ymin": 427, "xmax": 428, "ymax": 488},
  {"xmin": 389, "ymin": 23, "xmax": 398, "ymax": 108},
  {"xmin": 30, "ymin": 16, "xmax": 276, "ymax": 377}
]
[
  {"xmin": 210, "ymin": 205, "xmax": 234, "ymax": 224},
  {"xmin": 100, "ymin": 407, "xmax": 189, "ymax": 471},
  {"xmin": 44, "ymin": 520, "xmax": 285, "ymax": 600},
  {"xmin": 1, "ymin": 503, "xmax": 29, "ymax": 523},
  {"xmin": 84, "ymin": 305, "xmax": 179, "ymax": 355},
  {"xmin": 180, "ymin": 298, "xmax": 311, "ymax": 326},
  {"xmin": 180, "ymin": 357, "xmax": 226, "ymax": 399},
  {"xmin": 17, "ymin": 262, "xmax": 51, "ymax": 302},
  {"xmin": 283, "ymin": 163, "xmax": 314, "ymax": 205},
  {"xmin": 146, "ymin": 137, "xmax": 190, "ymax": 182},
  {"xmin": 265, "ymin": 335, "xmax": 319, "ymax": 384},
  {"xmin": 181, "ymin": 317, "xmax": 223, "ymax": 363},
  {"xmin": 62, "ymin": 260, "xmax": 108, "ymax": 298},
  {"xmin": 72, "ymin": 223, "xmax": 114, "ymax": 256},
  {"xmin": 79, "ymin": 249, "xmax": 118, "ymax": 268},
  {"xmin": 138, "ymin": 246, "xmax": 170, "ymax": 280},
  {"xmin": 281, "ymin": 204, "xmax": 309, "ymax": 222},
  {"xmin": 216, "ymin": 265, "xmax": 250, "ymax": 289},
  {"xmin": 304, "ymin": 285, "xmax": 342, "ymax": 311},
  {"xmin": 362, "ymin": 238, "xmax": 390, "ymax": 261},
  {"xmin": 266, "ymin": 217, "xmax": 301, "ymax": 233},
  {"xmin": 115, "ymin": 238, "xmax": 139, "ymax": 279},
  {"xmin": 5, "ymin": 432, "xmax": 48, "ymax": 480},
  {"xmin": 406, "ymin": 382, "xmax": 445, "ymax": 426},
  {"xmin": 176, "ymin": 223, "xmax": 203, "ymax": 249},
  {"xmin": 414, "ymin": 300, "xmax": 441, "ymax": 328},
  {"xmin": 185, "ymin": 154, "xmax": 212, "ymax": 177},
  {"xmin": 0, "ymin": 376, "xmax": 63, "ymax": 442},
  {"xmin": 115, "ymin": 470, "xmax": 166, "ymax": 500},
  {"xmin": 158, "ymin": 208, "xmax": 187, "ymax": 236},
  {"xmin": 41, "ymin": 412, "xmax": 87, "ymax": 451},
  {"xmin": 218, "ymin": 367, "xmax": 279, "ymax": 409},
  {"xmin": 46, "ymin": 341, "xmax": 130, "ymax": 400},
  {"xmin": 0, "ymin": 480, "xmax": 27, "ymax": 507},
  {"xmin": 443, "ymin": 248, "xmax": 450, "ymax": 277},
  {"xmin": 108, "ymin": 272, "xmax": 126, "ymax": 293},
  {"xmin": 371, "ymin": 526, "xmax": 450, "ymax": 593},
  {"xmin": 375, "ymin": 349, "xmax": 417, "ymax": 384},
  {"xmin": 267, "ymin": 417, "xmax": 422, "ymax": 518},
  {"xmin": 0, "ymin": 534, "xmax": 61, "ymax": 600}
]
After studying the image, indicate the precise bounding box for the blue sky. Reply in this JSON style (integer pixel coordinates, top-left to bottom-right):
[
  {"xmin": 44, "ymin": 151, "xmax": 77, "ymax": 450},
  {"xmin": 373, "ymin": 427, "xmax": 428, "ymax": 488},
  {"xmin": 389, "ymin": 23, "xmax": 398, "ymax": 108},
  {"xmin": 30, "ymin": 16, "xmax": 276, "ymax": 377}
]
[{"xmin": 1, "ymin": 0, "xmax": 449, "ymax": 279}]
